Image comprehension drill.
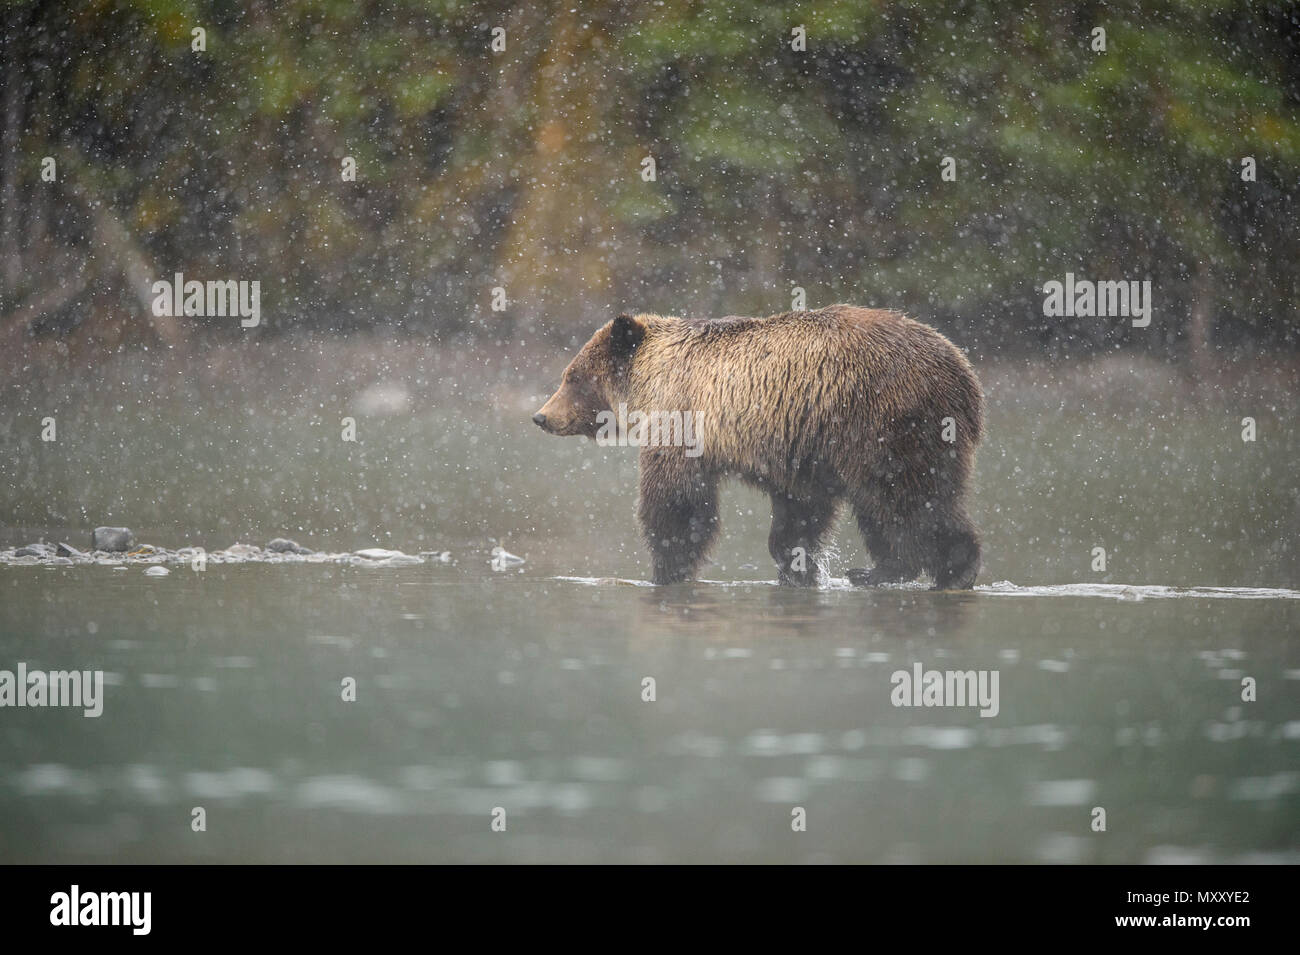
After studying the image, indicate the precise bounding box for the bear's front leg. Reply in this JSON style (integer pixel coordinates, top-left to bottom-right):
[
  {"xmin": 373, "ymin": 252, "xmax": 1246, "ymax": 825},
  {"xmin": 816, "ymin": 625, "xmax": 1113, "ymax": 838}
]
[
  {"xmin": 769, "ymin": 492, "xmax": 837, "ymax": 586},
  {"xmin": 637, "ymin": 447, "xmax": 719, "ymax": 585}
]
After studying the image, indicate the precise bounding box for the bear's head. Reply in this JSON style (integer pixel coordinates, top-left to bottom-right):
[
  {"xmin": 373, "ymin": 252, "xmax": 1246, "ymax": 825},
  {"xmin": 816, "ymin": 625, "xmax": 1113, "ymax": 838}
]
[{"xmin": 533, "ymin": 312, "xmax": 645, "ymax": 437}]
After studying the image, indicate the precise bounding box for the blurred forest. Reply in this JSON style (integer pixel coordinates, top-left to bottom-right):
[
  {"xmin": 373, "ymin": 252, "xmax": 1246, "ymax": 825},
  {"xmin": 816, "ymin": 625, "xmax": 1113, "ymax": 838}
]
[{"xmin": 1, "ymin": 0, "xmax": 1297, "ymax": 361}]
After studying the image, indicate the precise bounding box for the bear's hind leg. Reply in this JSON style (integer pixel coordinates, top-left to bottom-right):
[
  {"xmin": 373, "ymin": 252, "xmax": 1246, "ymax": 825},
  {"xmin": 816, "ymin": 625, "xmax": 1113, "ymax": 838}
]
[
  {"xmin": 638, "ymin": 448, "xmax": 720, "ymax": 585},
  {"xmin": 848, "ymin": 508, "xmax": 922, "ymax": 587},
  {"xmin": 930, "ymin": 510, "xmax": 980, "ymax": 590},
  {"xmin": 768, "ymin": 492, "xmax": 838, "ymax": 586}
]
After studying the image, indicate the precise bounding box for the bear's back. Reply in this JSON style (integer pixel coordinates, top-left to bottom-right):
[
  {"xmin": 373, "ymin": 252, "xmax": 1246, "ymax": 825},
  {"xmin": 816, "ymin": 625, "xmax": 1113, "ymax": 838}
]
[{"xmin": 629, "ymin": 305, "xmax": 981, "ymax": 491}]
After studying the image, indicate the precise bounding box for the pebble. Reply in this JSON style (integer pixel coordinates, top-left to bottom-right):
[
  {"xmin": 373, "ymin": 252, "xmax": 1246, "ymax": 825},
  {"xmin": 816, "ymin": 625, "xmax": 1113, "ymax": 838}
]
[
  {"xmin": 92, "ymin": 527, "xmax": 136, "ymax": 552},
  {"xmin": 490, "ymin": 546, "xmax": 525, "ymax": 571},
  {"xmin": 267, "ymin": 538, "xmax": 313, "ymax": 555},
  {"xmin": 223, "ymin": 543, "xmax": 263, "ymax": 558}
]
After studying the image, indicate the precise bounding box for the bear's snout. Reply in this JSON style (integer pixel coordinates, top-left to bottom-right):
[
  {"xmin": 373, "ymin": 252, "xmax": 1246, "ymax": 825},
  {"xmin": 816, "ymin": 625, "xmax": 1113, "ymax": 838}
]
[
  {"xmin": 533, "ymin": 391, "xmax": 576, "ymax": 435},
  {"xmin": 533, "ymin": 400, "xmax": 564, "ymax": 433},
  {"xmin": 535, "ymin": 380, "xmax": 601, "ymax": 438}
]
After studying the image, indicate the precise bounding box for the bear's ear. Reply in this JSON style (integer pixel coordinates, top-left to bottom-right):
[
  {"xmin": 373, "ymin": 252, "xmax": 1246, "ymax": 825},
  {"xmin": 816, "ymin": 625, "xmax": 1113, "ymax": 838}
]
[{"xmin": 610, "ymin": 312, "xmax": 645, "ymax": 359}]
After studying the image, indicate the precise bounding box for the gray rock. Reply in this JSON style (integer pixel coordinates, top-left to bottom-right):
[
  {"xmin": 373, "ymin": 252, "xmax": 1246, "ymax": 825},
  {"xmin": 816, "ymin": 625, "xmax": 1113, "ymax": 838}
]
[
  {"xmin": 489, "ymin": 546, "xmax": 525, "ymax": 571},
  {"xmin": 14, "ymin": 543, "xmax": 52, "ymax": 558},
  {"xmin": 56, "ymin": 542, "xmax": 86, "ymax": 558},
  {"xmin": 222, "ymin": 543, "xmax": 262, "ymax": 558},
  {"xmin": 92, "ymin": 527, "xmax": 136, "ymax": 552},
  {"xmin": 353, "ymin": 548, "xmax": 423, "ymax": 565},
  {"xmin": 267, "ymin": 537, "xmax": 312, "ymax": 555}
]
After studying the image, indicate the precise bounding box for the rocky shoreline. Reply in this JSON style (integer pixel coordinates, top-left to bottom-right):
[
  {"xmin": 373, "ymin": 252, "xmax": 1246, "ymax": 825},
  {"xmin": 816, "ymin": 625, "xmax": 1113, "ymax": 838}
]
[{"xmin": 1, "ymin": 529, "xmax": 454, "ymax": 568}]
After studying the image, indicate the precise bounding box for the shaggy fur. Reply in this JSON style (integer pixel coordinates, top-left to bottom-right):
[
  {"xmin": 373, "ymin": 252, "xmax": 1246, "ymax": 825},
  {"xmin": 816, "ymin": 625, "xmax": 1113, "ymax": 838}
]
[{"xmin": 534, "ymin": 304, "xmax": 984, "ymax": 589}]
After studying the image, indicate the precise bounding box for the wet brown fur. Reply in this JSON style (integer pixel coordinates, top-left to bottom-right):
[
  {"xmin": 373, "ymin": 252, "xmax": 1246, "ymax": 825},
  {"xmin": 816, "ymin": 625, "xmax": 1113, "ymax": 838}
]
[{"xmin": 534, "ymin": 304, "xmax": 984, "ymax": 589}]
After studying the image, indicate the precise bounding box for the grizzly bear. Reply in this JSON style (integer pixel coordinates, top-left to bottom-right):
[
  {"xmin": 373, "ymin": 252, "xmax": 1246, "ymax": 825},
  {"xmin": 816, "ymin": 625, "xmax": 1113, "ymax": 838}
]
[{"xmin": 534, "ymin": 305, "xmax": 983, "ymax": 589}]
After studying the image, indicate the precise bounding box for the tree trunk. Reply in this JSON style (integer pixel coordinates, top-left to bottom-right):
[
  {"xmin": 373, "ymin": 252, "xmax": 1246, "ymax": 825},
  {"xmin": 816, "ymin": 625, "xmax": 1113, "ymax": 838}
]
[
  {"xmin": 58, "ymin": 151, "xmax": 184, "ymax": 347},
  {"xmin": 1187, "ymin": 259, "xmax": 1213, "ymax": 392},
  {"xmin": 0, "ymin": 5, "xmax": 30, "ymax": 294},
  {"xmin": 495, "ymin": 2, "xmax": 622, "ymax": 320}
]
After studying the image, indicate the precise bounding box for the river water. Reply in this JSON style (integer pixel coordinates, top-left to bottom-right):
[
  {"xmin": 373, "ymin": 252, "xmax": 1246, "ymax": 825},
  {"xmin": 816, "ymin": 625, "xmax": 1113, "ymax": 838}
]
[{"xmin": 0, "ymin": 347, "xmax": 1296, "ymax": 861}]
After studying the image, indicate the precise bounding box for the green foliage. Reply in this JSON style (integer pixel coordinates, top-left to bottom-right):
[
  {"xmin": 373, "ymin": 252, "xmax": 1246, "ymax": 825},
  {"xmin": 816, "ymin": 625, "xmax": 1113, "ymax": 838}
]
[{"xmin": 2, "ymin": 0, "xmax": 1296, "ymax": 352}]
